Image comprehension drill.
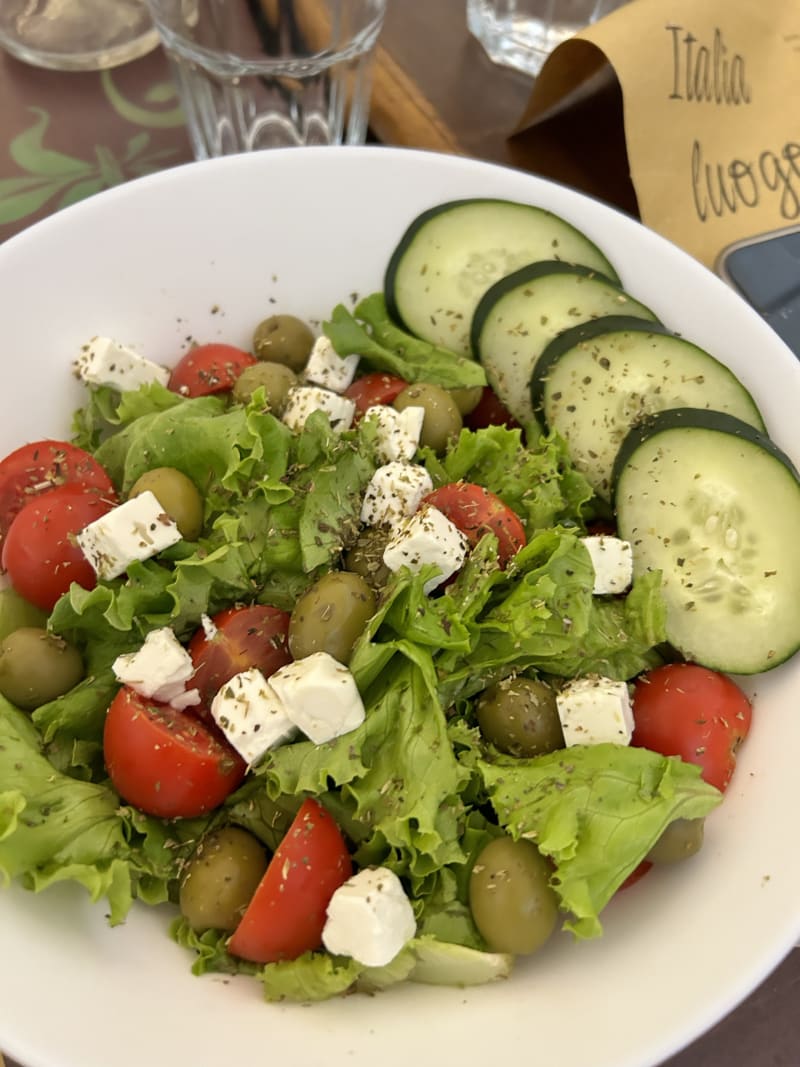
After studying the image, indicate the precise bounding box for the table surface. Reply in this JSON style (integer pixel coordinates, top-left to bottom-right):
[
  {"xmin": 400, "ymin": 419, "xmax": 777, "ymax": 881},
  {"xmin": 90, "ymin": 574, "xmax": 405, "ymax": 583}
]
[{"xmin": 0, "ymin": 1, "xmax": 798, "ymax": 1065}]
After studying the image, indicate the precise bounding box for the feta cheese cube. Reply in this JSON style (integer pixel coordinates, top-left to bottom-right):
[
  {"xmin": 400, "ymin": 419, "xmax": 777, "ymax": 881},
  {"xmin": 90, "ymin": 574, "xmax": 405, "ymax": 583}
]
[
  {"xmin": 282, "ymin": 385, "xmax": 356, "ymax": 433},
  {"xmin": 269, "ymin": 651, "xmax": 365, "ymax": 744},
  {"xmin": 112, "ymin": 627, "xmax": 195, "ymax": 703},
  {"xmin": 582, "ymin": 535, "xmax": 633, "ymax": 595},
  {"xmin": 555, "ymin": 676, "xmax": 634, "ymax": 746},
  {"xmin": 210, "ymin": 667, "xmax": 296, "ymax": 766},
  {"xmin": 76, "ymin": 490, "xmax": 181, "ymax": 580},
  {"xmin": 360, "ymin": 461, "xmax": 433, "ymax": 528},
  {"xmin": 322, "ymin": 867, "xmax": 416, "ymax": 967},
  {"xmin": 382, "ymin": 503, "xmax": 468, "ymax": 593},
  {"xmin": 74, "ymin": 336, "xmax": 170, "ymax": 391},
  {"xmin": 364, "ymin": 404, "xmax": 425, "ymax": 463},
  {"xmin": 303, "ymin": 335, "xmax": 360, "ymax": 393}
]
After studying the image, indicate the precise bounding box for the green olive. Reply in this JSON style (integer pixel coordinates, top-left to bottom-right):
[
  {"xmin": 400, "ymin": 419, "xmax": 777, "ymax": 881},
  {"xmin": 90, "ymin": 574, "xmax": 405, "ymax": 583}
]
[
  {"xmin": 449, "ymin": 384, "xmax": 483, "ymax": 416},
  {"xmin": 0, "ymin": 627, "xmax": 84, "ymax": 711},
  {"xmin": 288, "ymin": 571, "xmax": 377, "ymax": 665},
  {"xmin": 469, "ymin": 836, "xmax": 559, "ymax": 955},
  {"xmin": 232, "ymin": 360, "xmax": 297, "ymax": 410},
  {"xmin": 179, "ymin": 827, "xmax": 268, "ymax": 933},
  {"xmin": 0, "ymin": 587, "xmax": 48, "ymax": 642},
  {"xmin": 252, "ymin": 314, "xmax": 314, "ymax": 372},
  {"xmin": 342, "ymin": 528, "xmax": 392, "ymax": 592},
  {"xmin": 647, "ymin": 818, "xmax": 705, "ymax": 864},
  {"xmin": 477, "ymin": 676, "xmax": 564, "ymax": 757},
  {"xmin": 393, "ymin": 382, "xmax": 463, "ymax": 454},
  {"xmin": 129, "ymin": 467, "xmax": 204, "ymax": 541}
]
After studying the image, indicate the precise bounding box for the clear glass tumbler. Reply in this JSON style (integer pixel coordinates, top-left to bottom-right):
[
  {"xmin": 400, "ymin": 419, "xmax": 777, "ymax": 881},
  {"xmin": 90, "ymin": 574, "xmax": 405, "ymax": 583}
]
[
  {"xmin": 144, "ymin": 0, "xmax": 387, "ymax": 158},
  {"xmin": 467, "ymin": 0, "xmax": 625, "ymax": 78},
  {"xmin": 0, "ymin": 0, "xmax": 159, "ymax": 71}
]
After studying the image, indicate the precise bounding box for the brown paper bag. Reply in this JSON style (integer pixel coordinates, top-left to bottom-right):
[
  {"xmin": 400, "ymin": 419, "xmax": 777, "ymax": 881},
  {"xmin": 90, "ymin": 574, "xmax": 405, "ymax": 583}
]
[{"xmin": 512, "ymin": 0, "xmax": 800, "ymax": 269}]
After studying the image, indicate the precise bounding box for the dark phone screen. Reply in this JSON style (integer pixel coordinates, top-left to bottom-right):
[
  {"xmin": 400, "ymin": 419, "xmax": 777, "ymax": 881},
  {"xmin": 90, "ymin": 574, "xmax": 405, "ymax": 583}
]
[{"xmin": 723, "ymin": 230, "xmax": 800, "ymax": 359}]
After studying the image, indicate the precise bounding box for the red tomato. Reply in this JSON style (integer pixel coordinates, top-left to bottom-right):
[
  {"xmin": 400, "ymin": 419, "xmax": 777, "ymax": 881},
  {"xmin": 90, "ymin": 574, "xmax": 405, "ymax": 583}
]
[
  {"xmin": 632, "ymin": 664, "xmax": 752, "ymax": 792},
  {"xmin": 168, "ymin": 343, "xmax": 257, "ymax": 398},
  {"xmin": 423, "ymin": 482, "xmax": 526, "ymax": 567},
  {"xmin": 188, "ymin": 604, "xmax": 292, "ymax": 708},
  {"xmin": 2, "ymin": 484, "xmax": 115, "ymax": 611},
  {"xmin": 0, "ymin": 439, "xmax": 116, "ymax": 543},
  {"xmin": 103, "ymin": 686, "xmax": 245, "ymax": 818},
  {"xmin": 464, "ymin": 386, "xmax": 521, "ymax": 432},
  {"xmin": 343, "ymin": 372, "xmax": 408, "ymax": 421},
  {"xmin": 228, "ymin": 797, "xmax": 352, "ymax": 963},
  {"xmin": 617, "ymin": 860, "xmax": 652, "ymax": 892}
]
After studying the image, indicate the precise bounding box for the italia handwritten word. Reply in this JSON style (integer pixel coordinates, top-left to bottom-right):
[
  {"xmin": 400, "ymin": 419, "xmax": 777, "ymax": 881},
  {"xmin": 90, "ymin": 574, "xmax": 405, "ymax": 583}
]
[{"xmin": 667, "ymin": 25, "xmax": 751, "ymax": 104}]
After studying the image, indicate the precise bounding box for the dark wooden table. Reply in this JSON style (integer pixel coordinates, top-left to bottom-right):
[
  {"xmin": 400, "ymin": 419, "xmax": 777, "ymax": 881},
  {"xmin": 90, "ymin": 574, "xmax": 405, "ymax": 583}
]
[{"xmin": 0, "ymin": 2, "xmax": 798, "ymax": 1065}]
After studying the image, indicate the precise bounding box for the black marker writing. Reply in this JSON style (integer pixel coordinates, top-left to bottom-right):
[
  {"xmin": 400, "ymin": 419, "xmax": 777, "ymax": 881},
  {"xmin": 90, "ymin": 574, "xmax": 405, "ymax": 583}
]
[
  {"xmin": 691, "ymin": 139, "xmax": 800, "ymax": 222},
  {"xmin": 668, "ymin": 25, "xmax": 751, "ymax": 104}
]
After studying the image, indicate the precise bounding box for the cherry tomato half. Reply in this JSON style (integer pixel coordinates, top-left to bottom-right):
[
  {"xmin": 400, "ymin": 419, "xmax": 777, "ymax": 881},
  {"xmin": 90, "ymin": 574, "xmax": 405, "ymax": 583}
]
[
  {"xmin": 464, "ymin": 386, "xmax": 521, "ymax": 433},
  {"xmin": 632, "ymin": 664, "xmax": 752, "ymax": 792},
  {"xmin": 168, "ymin": 343, "xmax": 257, "ymax": 398},
  {"xmin": 424, "ymin": 482, "xmax": 526, "ymax": 568},
  {"xmin": 228, "ymin": 797, "xmax": 352, "ymax": 964},
  {"xmin": 0, "ymin": 439, "xmax": 116, "ymax": 543},
  {"xmin": 103, "ymin": 687, "xmax": 246, "ymax": 819},
  {"xmin": 343, "ymin": 372, "xmax": 409, "ymax": 422},
  {"xmin": 188, "ymin": 604, "xmax": 292, "ymax": 708},
  {"xmin": 2, "ymin": 484, "xmax": 115, "ymax": 611}
]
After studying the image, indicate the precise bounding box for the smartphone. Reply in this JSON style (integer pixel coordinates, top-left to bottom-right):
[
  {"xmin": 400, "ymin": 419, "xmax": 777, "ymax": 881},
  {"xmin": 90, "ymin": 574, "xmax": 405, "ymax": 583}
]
[{"xmin": 716, "ymin": 225, "xmax": 800, "ymax": 359}]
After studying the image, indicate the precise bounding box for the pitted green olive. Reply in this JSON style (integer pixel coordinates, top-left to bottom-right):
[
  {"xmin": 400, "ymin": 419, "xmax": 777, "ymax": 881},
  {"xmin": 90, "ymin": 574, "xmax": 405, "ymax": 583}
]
[
  {"xmin": 393, "ymin": 382, "xmax": 462, "ymax": 454},
  {"xmin": 129, "ymin": 467, "xmax": 204, "ymax": 541},
  {"xmin": 343, "ymin": 528, "xmax": 392, "ymax": 592},
  {"xmin": 647, "ymin": 818, "xmax": 705, "ymax": 864},
  {"xmin": 0, "ymin": 627, "xmax": 84, "ymax": 710},
  {"xmin": 179, "ymin": 826, "xmax": 268, "ymax": 933},
  {"xmin": 233, "ymin": 361, "xmax": 297, "ymax": 410},
  {"xmin": 252, "ymin": 314, "xmax": 314, "ymax": 372},
  {"xmin": 449, "ymin": 385, "xmax": 483, "ymax": 416},
  {"xmin": 476, "ymin": 676, "xmax": 564, "ymax": 757},
  {"xmin": 469, "ymin": 836, "xmax": 559, "ymax": 955},
  {"xmin": 288, "ymin": 571, "xmax": 377, "ymax": 664},
  {"xmin": 0, "ymin": 587, "xmax": 48, "ymax": 642}
]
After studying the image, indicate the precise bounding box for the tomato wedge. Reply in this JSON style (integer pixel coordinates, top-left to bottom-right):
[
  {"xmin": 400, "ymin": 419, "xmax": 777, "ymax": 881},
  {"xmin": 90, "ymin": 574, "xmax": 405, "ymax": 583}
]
[
  {"xmin": 228, "ymin": 797, "xmax": 352, "ymax": 963},
  {"xmin": 0, "ymin": 439, "xmax": 116, "ymax": 543},
  {"xmin": 168, "ymin": 343, "xmax": 257, "ymax": 398},
  {"xmin": 103, "ymin": 687, "xmax": 246, "ymax": 819},
  {"xmin": 2, "ymin": 483, "xmax": 116, "ymax": 611},
  {"xmin": 187, "ymin": 604, "xmax": 292, "ymax": 709},
  {"xmin": 424, "ymin": 481, "xmax": 526, "ymax": 567},
  {"xmin": 632, "ymin": 664, "xmax": 752, "ymax": 792},
  {"xmin": 343, "ymin": 372, "xmax": 409, "ymax": 421},
  {"xmin": 464, "ymin": 386, "xmax": 521, "ymax": 433}
]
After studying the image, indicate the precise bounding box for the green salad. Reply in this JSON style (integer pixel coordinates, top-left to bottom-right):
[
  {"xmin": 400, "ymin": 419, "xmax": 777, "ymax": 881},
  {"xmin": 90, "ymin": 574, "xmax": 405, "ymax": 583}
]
[{"xmin": 0, "ymin": 278, "xmax": 732, "ymax": 1001}]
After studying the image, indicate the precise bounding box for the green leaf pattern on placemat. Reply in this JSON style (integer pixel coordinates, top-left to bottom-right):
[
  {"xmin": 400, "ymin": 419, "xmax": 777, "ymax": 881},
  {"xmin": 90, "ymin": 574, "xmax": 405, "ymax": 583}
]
[{"xmin": 1, "ymin": 70, "xmax": 186, "ymax": 227}]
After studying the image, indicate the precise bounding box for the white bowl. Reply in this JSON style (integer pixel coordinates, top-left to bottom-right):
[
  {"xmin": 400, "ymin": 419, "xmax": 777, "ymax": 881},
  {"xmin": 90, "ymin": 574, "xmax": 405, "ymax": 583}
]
[{"xmin": 0, "ymin": 147, "xmax": 798, "ymax": 1067}]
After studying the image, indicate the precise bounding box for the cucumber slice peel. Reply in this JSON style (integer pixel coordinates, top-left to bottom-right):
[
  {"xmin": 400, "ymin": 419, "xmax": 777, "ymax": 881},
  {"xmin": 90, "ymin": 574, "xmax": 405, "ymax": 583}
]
[
  {"xmin": 384, "ymin": 198, "xmax": 620, "ymax": 358},
  {"xmin": 532, "ymin": 317, "xmax": 766, "ymax": 501},
  {"xmin": 613, "ymin": 408, "xmax": 800, "ymax": 673}
]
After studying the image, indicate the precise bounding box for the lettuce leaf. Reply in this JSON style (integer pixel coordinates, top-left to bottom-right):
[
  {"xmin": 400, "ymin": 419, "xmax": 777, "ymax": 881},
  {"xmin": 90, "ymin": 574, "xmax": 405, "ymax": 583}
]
[{"xmin": 478, "ymin": 744, "xmax": 722, "ymax": 938}]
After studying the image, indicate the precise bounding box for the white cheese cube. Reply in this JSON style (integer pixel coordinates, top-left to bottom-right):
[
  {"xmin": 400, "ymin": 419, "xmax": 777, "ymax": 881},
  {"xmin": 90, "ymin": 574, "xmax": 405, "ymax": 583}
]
[
  {"xmin": 582, "ymin": 535, "xmax": 633, "ymax": 595},
  {"xmin": 322, "ymin": 867, "xmax": 416, "ymax": 967},
  {"xmin": 303, "ymin": 335, "xmax": 360, "ymax": 393},
  {"xmin": 364, "ymin": 404, "xmax": 425, "ymax": 463},
  {"xmin": 282, "ymin": 385, "xmax": 356, "ymax": 433},
  {"xmin": 112, "ymin": 627, "xmax": 195, "ymax": 703},
  {"xmin": 269, "ymin": 651, "xmax": 365, "ymax": 744},
  {"xmin": 382, "ymin": 503, "xmax": 468, "ymax": 594},
  {"xmin": 210, "ymin": 667, "xmax": 296, "ymax": 765},
  {"xmin": 360, "ymin": 461, "xmax": 433, "ymax": 528},
  {"xmin": 556, "ymin": 676, "xmax": 634, "ymax": 747},
  {"xmin": 74, "ymin": 336, "xmax": 170, "ymax": 391},
  {"xmin": 76, "ymin": 490, "xmax": 181, "ymax": 580}
]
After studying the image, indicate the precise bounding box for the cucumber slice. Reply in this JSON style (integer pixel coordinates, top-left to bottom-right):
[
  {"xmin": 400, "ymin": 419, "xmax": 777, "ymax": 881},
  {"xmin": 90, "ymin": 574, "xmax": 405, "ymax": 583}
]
[
  {"xmin": 471, "ymin": 263, "xmax": 658, "ymax": 427},
  {"xmin": 532, "ymin": 317, "xmax": 766, "ymax": 501},
  {"xmin": 613, "ymin": 409, "xmax": 800, "ymax": 673},
  {"xmin": 384, "ymin": 199, "xmax": 619, "ymax": 358}
]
